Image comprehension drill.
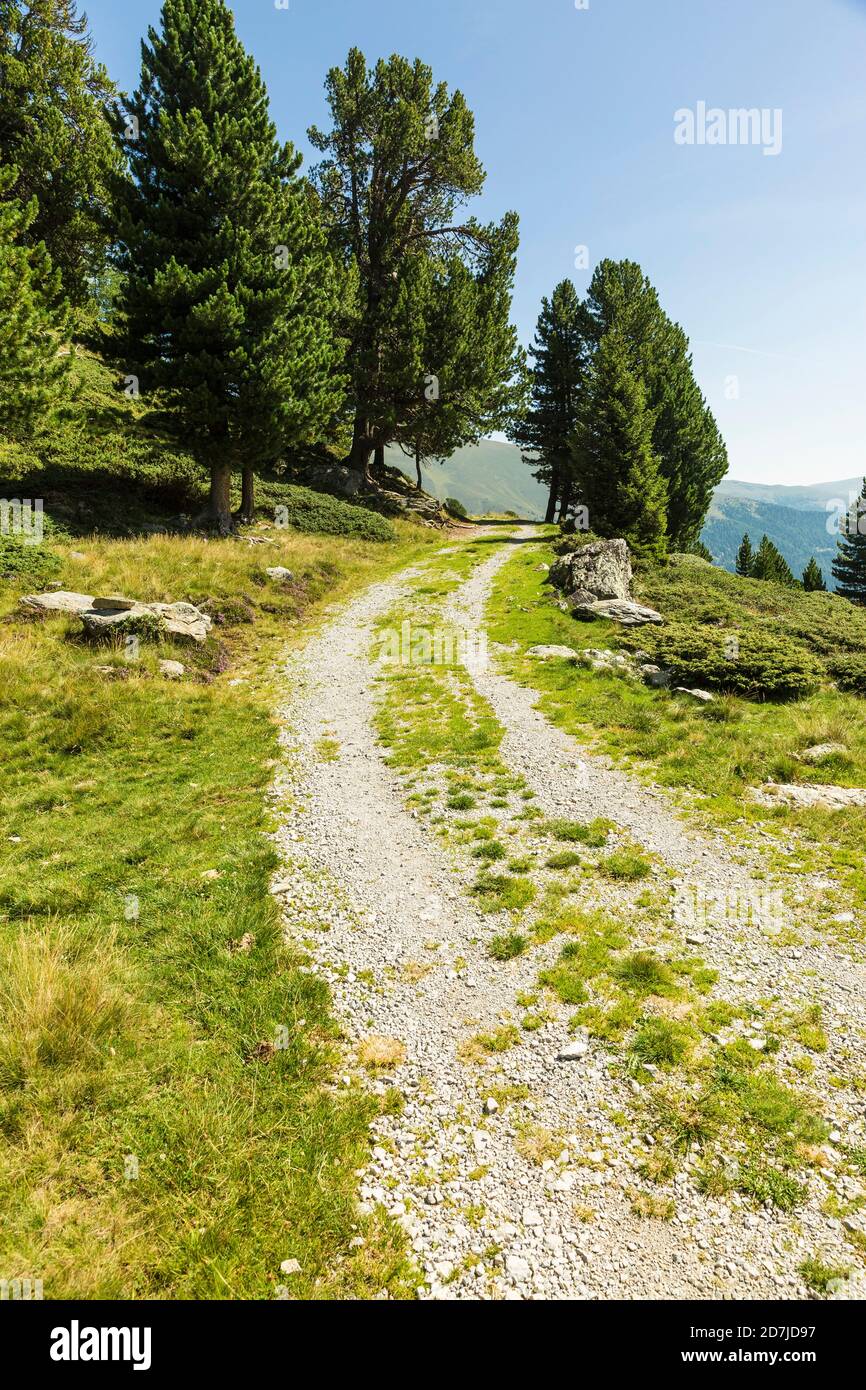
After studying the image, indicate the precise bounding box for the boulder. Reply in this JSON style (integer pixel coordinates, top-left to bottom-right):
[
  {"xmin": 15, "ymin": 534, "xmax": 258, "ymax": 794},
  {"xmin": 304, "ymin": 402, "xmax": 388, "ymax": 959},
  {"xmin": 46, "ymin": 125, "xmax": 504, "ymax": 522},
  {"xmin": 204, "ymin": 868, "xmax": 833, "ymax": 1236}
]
[
  {"xmin": 159, "ymin": 660, "xmax": 186, "ymax": 679},
  {"xmin": 750, "ymin": 783, "xmax": 866, "ymax": 811},
  {"xmin": 796, "ymin": 743, "xmax": 847, "ymax": 764},
  {"xmin": 674, "ymin": 686, "xmax": 715, "ymax": 703},
  {"xmin": 640, "ymin": 663, "xmax": 671, "ymax": 688},
  {"xmin": 148, "ymin": 601, "xmax": 212, "ymax": 644},
  {"xmin": 526, "ymin": 644, "xmax": 579, "ymax": 661},
  {"xmin": 548, "ymin": 539, "xmax": 632, "ymax": 602},
  {"xmin": 23, "ymin": 590, "xmax": 213, "ymax": 645},
  {"xmin": 571, "ymin": 598, "xmax": 664, "ymax": 627},
  {"xmin": 266, "ymin": 566, "xmax": 294, "ymax": 582}
]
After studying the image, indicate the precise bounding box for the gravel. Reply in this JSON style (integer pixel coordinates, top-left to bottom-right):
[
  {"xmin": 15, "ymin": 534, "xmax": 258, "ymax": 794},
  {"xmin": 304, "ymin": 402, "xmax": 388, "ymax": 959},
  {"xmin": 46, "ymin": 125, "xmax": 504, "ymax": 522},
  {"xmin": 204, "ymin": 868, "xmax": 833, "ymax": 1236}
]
[{"xmin": 270, "ymin": 531, "xmax": 866, "ymax": 1301}]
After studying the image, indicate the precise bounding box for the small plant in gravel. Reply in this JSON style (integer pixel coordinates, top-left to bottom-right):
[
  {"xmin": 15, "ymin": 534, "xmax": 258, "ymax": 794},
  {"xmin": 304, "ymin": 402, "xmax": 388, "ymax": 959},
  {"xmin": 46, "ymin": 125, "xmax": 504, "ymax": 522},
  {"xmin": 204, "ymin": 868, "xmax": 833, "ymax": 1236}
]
[
  {"xmin": 472, "ymin": 840, "xmax": 506, "ymax": 861},
  {"xmin": 357, "ymin": 1035, "xmax": 407, "ymax": 1069},
  {"xmin": 545, "ymin": 817, "xmax": 611, "ymax": 847},
  {"xmin": 597, "ymin": 851, "xmax": 652, "ymax": 882},
  {"xmin": 515, "ymin": 1123, "xmax": 562, "ymax": 1165},
  {"xmin": 546, "ymin": 849, "xmax": 582, "ymax": 870},
  {"xmin": 799, "ymin": 1256, "xmax": 850, "ymax": 1296},
  {"xmin": 459, "ymin": 1025, "xmax": 521, "ymax": 1062},
  {"xmin": 472, "ymin": 874, "xmax": 536, "ymax": 913},
  {"xmin": 615, "ymin": 951, "xmax": 678, "ymax": 997},
  {"xmin": 447, "ymin": 792, "xmax": 476, "ymax": 810},
  {"xmin": 487, "ymin": 932, "xmax": 528, "ymax": 961},
  {"xmin": 630, "ymin": 1017, "xmax": 695, "ymax": 1068},
  {"xmin": 631, "ymin": 1192, "xmax": 676, "ymax": 1221},
  {"xmin": 735, "ymin": 1163, "xmax": 805, "ymax": 1212}
]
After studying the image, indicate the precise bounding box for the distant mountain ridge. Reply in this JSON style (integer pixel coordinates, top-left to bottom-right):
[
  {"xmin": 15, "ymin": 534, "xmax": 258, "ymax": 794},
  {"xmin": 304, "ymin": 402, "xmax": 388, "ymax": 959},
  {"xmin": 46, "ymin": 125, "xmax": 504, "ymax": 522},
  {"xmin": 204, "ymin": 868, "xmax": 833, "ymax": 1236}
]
[{"xmin": 388, "ymin": 439, "xmax": 857, "ymax": 586}]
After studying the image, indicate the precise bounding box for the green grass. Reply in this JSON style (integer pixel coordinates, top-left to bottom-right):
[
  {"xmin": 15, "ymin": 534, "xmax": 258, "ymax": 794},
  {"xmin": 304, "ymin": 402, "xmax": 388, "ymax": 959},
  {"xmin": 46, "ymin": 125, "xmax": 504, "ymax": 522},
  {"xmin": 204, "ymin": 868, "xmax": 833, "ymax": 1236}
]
[
  {"xmin": 544, "ymin": 817, "xmax": 611, "ymax": 847},
  {"xmin": 0, "ymin": 514, "xmax": 435, "ymax": 1299},
  {"xmin": 799, "ymin": 1256, "xmax": 850, "ymax": 1295},
  {"xmin": 485, "ymin": 537, "xmax": 866, "ymax": 909},
  {"xmin": 487, "ymin": 933, "xmax": 529, "ymax": 961}
]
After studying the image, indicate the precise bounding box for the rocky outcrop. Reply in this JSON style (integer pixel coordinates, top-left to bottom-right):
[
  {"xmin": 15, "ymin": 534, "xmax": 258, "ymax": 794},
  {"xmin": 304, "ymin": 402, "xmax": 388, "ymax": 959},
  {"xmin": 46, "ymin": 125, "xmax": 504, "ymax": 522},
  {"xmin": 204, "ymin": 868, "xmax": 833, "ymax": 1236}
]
[
  {"xmin": 548, "ymin": 538, "xmax": 632, "ymax": 602},
  {"xmin": 570, "ymin": 598, "xmax": 664, "ymax": 627},
  {"xmin": 21, "ymin": 591, "xmax": 213, "ymax": 645}
]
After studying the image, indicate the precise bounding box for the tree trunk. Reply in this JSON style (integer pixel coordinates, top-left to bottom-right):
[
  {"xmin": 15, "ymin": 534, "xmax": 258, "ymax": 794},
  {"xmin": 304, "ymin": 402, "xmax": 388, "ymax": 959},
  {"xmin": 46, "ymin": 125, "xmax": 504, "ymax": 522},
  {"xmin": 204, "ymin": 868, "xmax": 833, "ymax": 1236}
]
[
  {"xmin": 544, "ymin": 466, "xmax": 560, "ymax": 524},
  {"xmin": 239, "ymin": 466, "xmax": 255, "ymax": 523},
  {"xmin": 415, "ymin": 442, "xmax": 422, "ymax": 491},
  {"xmin": 557, "ymin": 482, "xmax": 572, "ymax": 525},
  {"xmin": 374, "ymin": 442, "xmax": 385, "ymax": 474},
  {"xmin": 348, "ymin": 414, "xmax": 375, "ymax": 482},
  {"xmin": 209, "ymin": 460, "xmax": 233, "ymax": 536}
]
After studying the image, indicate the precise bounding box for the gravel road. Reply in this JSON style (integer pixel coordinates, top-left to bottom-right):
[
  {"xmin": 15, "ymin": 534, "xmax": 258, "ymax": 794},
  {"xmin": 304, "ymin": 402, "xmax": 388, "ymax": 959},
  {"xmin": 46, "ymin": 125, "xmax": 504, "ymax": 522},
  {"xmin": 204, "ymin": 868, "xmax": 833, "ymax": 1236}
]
[{"xmin": 271, "ymin": 529, "xmax": 866, "ymax": 1300}]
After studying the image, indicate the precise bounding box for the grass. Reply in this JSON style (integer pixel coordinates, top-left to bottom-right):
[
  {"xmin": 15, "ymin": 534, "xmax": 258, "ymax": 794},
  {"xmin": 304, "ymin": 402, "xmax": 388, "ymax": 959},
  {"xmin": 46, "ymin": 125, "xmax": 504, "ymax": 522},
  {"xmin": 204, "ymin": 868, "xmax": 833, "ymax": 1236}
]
[
  {"xmin": 485, "ymin": 536, "xmax": 866, "ymax": 909},
  {"xmin": 487, "ymin": 933, "xmax": 529, "ymax": 961},
  {"xmin": 799, "ymin": 1256, "xmax": 850, "ymax": 1296},
  {"xmin": 0, "ymin": 497, "xmax": 436, "ymax": 1298}
]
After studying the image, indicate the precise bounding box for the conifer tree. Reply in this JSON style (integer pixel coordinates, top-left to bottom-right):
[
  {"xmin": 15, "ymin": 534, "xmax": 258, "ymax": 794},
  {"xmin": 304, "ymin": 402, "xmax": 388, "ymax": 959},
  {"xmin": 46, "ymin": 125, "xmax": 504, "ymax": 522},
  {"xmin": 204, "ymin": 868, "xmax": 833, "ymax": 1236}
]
[
  {"xmin": 580, "ymin": 259, "xmax": 727, "ymax": 548},
  {"xmin": 735, "ymin": 532, "xmax": 754, "ymax": 577},
  {"xmin": 802, "ymin": 557, "xmax": 827, "ymax": 592},
  {"xmin": 0, "ymin": 166, "xmax": 71, "ymax": 440},
  {"xmin": 112, "ymin": 0, "xmax": 343, "ymax": 532},
  {"xmin": 0, "ymin": 0, "xmax": 119, "ymax": 309},
  {"xmin": 309, "ymin": 48, "xmax": 522, "ymax": 480},
  {"xmin": 572, "ymin": 331, "xmax": 667, "ymax": 560},
  {"xmin": 752, "ymin": 534, "xmax": 796, "ymax": 587},
  {"xmin": 832, "ymin": 480, "xmax": 866, "ymax": 604},
  {"xmin": 508, "ymin": 279, "xmax": 588, "ymax": 523}
]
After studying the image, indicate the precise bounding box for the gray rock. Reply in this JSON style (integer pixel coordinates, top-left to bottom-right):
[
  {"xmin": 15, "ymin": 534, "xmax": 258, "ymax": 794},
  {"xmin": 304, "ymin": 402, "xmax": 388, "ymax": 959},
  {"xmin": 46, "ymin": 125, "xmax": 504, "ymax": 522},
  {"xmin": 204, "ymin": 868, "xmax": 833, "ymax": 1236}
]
[
  {"xmin": 266, "ymin": 566, "xmax": 294, "ymax": 582},
  {"xmin": 526, "ymin": 645, "xmax": 579, "ymax": 661},
  {"xmin": 797, "ymin": 743, "xmax": 847, "ymax": 764},
  {"xmin": 20, "ymin": 590, "xmax": 94, "ymax": 616},
  {"xmin": 557, "ymin": 1040, "xmax": 589, "ymax": 1061},
  {"xmin": 571, "ymin": 599, "xmax": 664, "ymax": 627},
  {"xmin": 22, "ymin": 590, "xmax": 212, "ymax": 645},
  {"xmin": 159, "ymin": 660, "xmax": 186, "ymax": 679},
  {"xmin": 548, "ymin": 538, "xmax": 633, "ymax": 602},
  {"xmin": 640, "ymin": 664, "xmax": 671, "ymax": 688},
  {"xmin": 750, "ymin": 783, "xmax": 866, "ymax": 811},
  {"xmin": 673, "ymin": 686, "xmax": 715, "ymax": 702}
]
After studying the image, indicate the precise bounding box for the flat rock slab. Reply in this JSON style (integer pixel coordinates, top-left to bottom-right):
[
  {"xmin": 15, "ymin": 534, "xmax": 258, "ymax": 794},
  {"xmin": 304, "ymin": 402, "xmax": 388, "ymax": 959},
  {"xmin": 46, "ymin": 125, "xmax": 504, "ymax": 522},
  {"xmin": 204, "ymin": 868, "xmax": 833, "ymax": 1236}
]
[
  {"xmin": 22, "ymin": 591, "xmax": 212, "ymax": 645},
  {"xmin": 526, "ymin": 644, "xmax": 579, "ymax": 661},
  {"xmin": 751, "ymin": 783, "xmax": 866, "ymax": 811},
  {"xmin": 571, "ymin": 599, "xmax": 664, "ymax": 627},
  {"xmin": 21, "ymin": 590, "xmax": 94, "ymax": 615},
  {"xmin": 674, "ymin": 686, "xmax": 715, "ymax": 702}
]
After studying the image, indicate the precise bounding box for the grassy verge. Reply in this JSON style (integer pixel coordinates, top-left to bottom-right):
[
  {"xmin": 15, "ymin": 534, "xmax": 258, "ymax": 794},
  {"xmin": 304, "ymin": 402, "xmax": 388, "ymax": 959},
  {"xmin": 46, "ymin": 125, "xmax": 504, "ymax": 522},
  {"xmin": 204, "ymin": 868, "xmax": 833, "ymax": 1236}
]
[
  {"xmin": 485, "ymin": 536, "xmax": 866, "ymax": 924},
  {"xmin": 0, "ymin": 518, "xmax": 436, "ymax": 1299}
]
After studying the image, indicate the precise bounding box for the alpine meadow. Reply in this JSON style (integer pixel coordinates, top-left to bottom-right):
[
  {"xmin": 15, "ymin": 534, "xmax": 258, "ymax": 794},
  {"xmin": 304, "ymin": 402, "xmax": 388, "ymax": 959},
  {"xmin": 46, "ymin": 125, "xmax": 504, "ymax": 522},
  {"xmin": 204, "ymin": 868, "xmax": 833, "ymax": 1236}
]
[{"xmin": 2, "ymin": 0, "xmax": 866, "ymax": 1347}]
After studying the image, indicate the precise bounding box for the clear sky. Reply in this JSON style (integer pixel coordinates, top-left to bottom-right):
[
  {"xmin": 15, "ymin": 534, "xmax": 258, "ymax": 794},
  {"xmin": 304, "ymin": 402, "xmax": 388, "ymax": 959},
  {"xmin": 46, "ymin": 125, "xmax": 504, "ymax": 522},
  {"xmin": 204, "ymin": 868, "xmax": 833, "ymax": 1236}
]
[{"xmin": 82, "ymin": 0, "xmax": 866, "ymax": 486}]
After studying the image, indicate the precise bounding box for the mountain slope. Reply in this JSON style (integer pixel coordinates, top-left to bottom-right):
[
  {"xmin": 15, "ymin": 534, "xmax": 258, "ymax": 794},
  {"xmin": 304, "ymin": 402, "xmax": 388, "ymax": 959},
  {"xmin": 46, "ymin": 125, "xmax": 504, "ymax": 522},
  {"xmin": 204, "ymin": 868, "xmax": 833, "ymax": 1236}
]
[{"xmin": 386, "ymin": 440, "xmax": 547, "ymax": 518}]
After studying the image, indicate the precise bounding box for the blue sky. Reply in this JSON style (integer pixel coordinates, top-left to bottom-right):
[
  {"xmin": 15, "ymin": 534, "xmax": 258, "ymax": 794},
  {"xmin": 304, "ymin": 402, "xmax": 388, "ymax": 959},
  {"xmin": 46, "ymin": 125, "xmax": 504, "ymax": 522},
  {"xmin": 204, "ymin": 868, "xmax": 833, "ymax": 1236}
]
[{"xmin": 83, "ymin": 0, "xmax": 866, "ymax": 486}]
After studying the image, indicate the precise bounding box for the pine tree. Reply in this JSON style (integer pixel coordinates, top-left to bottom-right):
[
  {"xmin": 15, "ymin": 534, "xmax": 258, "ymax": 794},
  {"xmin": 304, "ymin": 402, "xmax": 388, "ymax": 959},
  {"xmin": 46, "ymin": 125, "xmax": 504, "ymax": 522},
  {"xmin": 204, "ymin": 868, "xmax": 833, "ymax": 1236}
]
[
  {"xmin": 752, "ymin": 534, "xmax": 796, "ymax": 587},
  {"xmin": 832, "ymin": 479, "xmax": 866, "ymax": 604},
  {"xmin": 508, "ymin": 280, "xmax": 589, "ymax": 523},
  {"xmin": 0, "ymin": 0, "xmax": 120, "ymax": 310},
  {"xmin": 111, "ymin": 0, "xmax": 344, "ymax": 533},
  {"xmin": 735, "ymin": 533, "xmax": 754, "ymax": 577},
  {"xmin": 581, "ymin": 259, "xmax": 728, "ymax": 548},
  {"xmin": 309, "ymin": 48, "xmax": 522, "ymax": 480},
  {"xmin": 0, "ymin": 165, "xmax": 71, "ymax": 440},
  {"xmin": 572, "ymin": 331, "xmax": 667, "ymax": 560},
  {"xmin": 802, "ymin": 557, "xmax": 827, "ymax": 592}
]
